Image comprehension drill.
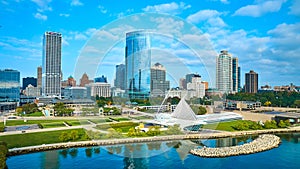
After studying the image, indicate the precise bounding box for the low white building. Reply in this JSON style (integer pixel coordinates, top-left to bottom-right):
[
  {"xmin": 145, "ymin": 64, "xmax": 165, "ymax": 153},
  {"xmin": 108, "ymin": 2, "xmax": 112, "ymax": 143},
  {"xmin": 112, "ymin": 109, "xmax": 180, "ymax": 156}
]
[{"xmin": 86, "ymin": 82, "xmax": 111, "ymax": 98}]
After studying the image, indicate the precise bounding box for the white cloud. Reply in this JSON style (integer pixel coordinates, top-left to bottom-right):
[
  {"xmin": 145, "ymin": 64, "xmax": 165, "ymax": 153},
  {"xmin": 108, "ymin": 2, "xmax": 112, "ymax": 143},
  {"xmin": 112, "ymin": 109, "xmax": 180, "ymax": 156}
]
[
  {"xmin": 34, "ymin": 12, "xmax": 47, "ymax": 20},
  {"xmin": 267, "ymin": 23, "xmax": 300, "ymax": 56},
  {"xmin": 233, "ymin": 0, "xmax": 286, "ymax": 17},
  {"xmin": 31, "ymin": 0, "xmax": 52, "ymax": 12},
  {"xmin": 220, "ymin": 0, "xmax": 229, "ymax": 4},
  {"xmin": 74, "ymin": 33, "xmax": 87, "ymax": 40},
  {"xmin": 71, "ymin": 0, "xmax": 83, "ymax": 6},
  {"xmin": 0, "ymin": 37, "xmax": 42, "ymax": 60},
  {"xmin": 289, "ymin": 0, "xmax": 300, "ymax": 16},
  {"xmin": 187, "ymin": 10, "xmax": 226, "ymax": 27},
  {"xmin": 59, "ymin": 13, "xmax": 70, "ymax": 17},
  {"xmin": 98, "ymin": 5, "xmax": 107, "ymax": 14},
  {"xmin": 142, "ymin": 2, "xmax": 191, "ymax": 15}
]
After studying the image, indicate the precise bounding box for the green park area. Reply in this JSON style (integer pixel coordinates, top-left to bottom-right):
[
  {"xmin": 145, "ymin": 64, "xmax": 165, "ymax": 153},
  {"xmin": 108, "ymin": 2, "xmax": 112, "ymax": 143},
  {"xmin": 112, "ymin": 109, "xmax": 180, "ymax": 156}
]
[
  {"xmin": 0, "ymin": 129, "xmax": 89, "ymax": 149},
  {"xmin": 203, "ymin": 119, "xmax": 291, "ymax": 131}
]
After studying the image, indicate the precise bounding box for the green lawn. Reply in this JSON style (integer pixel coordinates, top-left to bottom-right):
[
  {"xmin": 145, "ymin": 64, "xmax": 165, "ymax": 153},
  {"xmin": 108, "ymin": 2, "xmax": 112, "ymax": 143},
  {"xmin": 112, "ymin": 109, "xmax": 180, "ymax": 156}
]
[
  {"xmin": 5, "ymin": 120, "xmax": 67, "ymax": 126},
  {"xmin": 131, "ymin": 116, "xmax": 153, "ymax": 120},
  {"xmin": 22, "ymin": 112, "xmax": 44, "ymax": 117},
  {"xmin": 65, "ymin": 120, "xmax": 90, "ymax": 126},
  {"xmin": 5, "ymin": 119, "xmax": 87, "ymax": 128},
  {"xmin": 0, "ymin": 129, "xmax": 90, "ymax": 149},
  {"xmin": 89, "ymin": 118, "xmax": 112, "ymax": 124},
  {"xmin": 96, "ymin": 122, "xmax": 138, "ymax": 132},
  {"xmin": 203, "ymin": 120, "xmax": 255, "ymax": 131},
  {"xmin": 41, "ymin": 122, "xmax": 66, "ymax": 128}
]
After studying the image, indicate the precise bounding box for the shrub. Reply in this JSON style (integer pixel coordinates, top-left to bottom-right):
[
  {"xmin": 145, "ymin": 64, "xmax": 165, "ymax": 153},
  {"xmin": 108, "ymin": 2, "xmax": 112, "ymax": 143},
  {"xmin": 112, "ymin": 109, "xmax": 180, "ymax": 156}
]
[
  {"xmin": 0, "ymin": 141, "xmax": 8, "ymax": 169},
  {"xmin": 264, "ymin": 120, "xmax": 278, "ymax": 129},
  {"xmin": 37, "ymin": 123, "xmax": 43, "ymax": 129}
]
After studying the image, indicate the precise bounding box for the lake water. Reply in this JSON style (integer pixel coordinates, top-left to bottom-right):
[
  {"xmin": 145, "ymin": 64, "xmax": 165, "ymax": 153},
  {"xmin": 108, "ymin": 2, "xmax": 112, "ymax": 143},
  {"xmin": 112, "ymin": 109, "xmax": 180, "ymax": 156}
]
[{"xmin": 7, "ymin": 133, "xmax": 300, "ymax": 169}]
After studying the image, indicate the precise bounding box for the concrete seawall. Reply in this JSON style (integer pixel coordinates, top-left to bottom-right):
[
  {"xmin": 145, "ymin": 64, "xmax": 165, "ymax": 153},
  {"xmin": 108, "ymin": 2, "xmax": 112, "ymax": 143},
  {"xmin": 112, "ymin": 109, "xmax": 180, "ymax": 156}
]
[
  {"xmin": 8, "ymin": 127, "xmax": 300, "ymax": 156},
  {"xmin": 190, "ymin": 134, "xmax": 281, "ymax": 157}
]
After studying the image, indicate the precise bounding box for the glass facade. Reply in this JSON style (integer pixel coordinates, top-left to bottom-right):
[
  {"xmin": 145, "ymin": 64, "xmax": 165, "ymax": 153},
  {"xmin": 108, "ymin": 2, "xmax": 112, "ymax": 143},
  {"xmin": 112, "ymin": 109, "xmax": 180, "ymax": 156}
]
[
  {"xmin": 125, "ymin": 31, "xmax": 151, "ymax": 99},
  {"xmin": 0, "ymin": 69, "xmax": 20, "ymax": 102}
]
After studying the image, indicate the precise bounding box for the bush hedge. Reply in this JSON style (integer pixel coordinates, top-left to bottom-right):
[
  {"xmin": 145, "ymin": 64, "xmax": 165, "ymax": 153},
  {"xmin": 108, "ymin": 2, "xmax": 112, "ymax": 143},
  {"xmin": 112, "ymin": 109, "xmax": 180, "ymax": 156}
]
[{"xmin": 0, "ymin": 141, "xmax": 8, "ymax": 169}]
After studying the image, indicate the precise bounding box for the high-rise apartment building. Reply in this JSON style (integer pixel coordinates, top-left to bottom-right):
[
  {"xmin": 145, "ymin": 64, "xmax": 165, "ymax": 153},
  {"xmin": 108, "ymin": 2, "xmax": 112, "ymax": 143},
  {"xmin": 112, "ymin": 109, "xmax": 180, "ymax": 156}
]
[
  {"xmin": 216, "ymin": 50, "xmax": 233, "ymax": 93},
  {"xmin": 232, "ymin": 57, "xmax": 240, "ymax": 92},
  {"xmin": 114, "ymin": 64, "xmax": 126, "ymax": 90},
  {"xmin": 125, "ymin": 31, "xmax": 151, "ymax": 99},
  {"xmin": 245, "ymin": 70, "xmax": 258, "ymax": 93},
  {"xmin": 150, "ymin": 63, "xmax": 170, "ymax": 97},
  {"xmin": 0, "ymin": 69, "xmax": 20, "ymax": 102},
  {"xmin": 42, "ymin": 31, "xmax": 62, "ymax": 97}
]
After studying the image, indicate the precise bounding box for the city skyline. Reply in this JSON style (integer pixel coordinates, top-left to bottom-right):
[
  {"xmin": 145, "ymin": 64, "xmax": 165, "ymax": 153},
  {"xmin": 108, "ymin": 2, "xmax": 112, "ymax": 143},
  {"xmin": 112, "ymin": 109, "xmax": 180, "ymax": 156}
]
[{"xmin": 1, "ymin": 0, "xmax": 300, "ymax": 88}]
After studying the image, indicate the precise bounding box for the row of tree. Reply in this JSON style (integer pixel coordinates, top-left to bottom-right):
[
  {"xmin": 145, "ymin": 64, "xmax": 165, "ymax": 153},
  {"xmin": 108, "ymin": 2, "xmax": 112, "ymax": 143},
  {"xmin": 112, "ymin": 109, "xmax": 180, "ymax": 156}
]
[
  {"xmin": 233, "ymin": 120, "xmax": 291, "ymax": 131},
  {"xmin": 227, "ymin": 91, "xmax": 300, "ymax": 108},
  {"xmin": 0, "ymin": 142, "xmax": 8, "ymax": 169}
]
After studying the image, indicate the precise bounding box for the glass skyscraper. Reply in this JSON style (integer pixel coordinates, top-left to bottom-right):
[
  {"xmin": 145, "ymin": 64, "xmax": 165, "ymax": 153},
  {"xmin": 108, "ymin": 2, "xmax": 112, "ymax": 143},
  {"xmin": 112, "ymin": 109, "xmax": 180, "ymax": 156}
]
[
  {"xmin": 42, "ymin": 31, "xmax": 62, "ymax": 97},
  {"xmin": 0, "ymin": 69, "xmax": 20, "ymax": 102},
  {"xmin": 125, "ymin": 31, "xmax": 151, "ymax": 99}
]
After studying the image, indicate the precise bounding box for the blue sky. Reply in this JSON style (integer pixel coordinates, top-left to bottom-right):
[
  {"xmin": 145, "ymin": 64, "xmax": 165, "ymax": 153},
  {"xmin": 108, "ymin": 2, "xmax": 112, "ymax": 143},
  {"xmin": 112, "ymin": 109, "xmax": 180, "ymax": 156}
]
[{"xmin": 1, "ymin": 0, "xmax": 299, "ymax": 88}]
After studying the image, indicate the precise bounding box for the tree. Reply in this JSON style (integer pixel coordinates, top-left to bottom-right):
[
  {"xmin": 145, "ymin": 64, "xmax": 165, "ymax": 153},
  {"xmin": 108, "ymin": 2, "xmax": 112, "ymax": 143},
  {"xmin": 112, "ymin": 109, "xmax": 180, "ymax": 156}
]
[
  {"xmin": 264, "ymin": 101, "xmax": 272, "ymax": 107},
  {"xmin": 106, "ymin": 128, "xmax": 123, "ymax": 139},
  {"xmin": 264, "ymin": 120, "xmax": 278, "ymax": 129},
  {"xmin": 197, "ymin": 106, "xmax": 207, "ymax": 115},
  {"xmin": 146, "ymin": 126, "xmax": 161, "ymax": 136},
  {"xmin": 59, "ymin": 132, "xmax": 70, "ymax": 142},
  {"xmin": 278, "ymin": 120, "xmax": 287, "ymax": 128},
  {"xmin": 164, "ymin": 124, "xmax": 182, "ymax": 135},
  {"xmin": 294, "ymin": 100, "xmax": 300, "ymax": 108},
  {"xmin": 54, "ymin": 102, "xmax": 74, "ymax": 116},
  {"xmin": 70, "ymin": 130, "xmax": 79, "ymax": 141}
]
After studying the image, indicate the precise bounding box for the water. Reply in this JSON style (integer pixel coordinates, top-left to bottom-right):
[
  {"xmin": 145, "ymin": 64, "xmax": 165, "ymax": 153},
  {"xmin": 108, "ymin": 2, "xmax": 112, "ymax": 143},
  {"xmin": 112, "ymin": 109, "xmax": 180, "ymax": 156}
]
[{"xmin": 7, "ymin": 133, "xmax": 300, "ymax": 169}]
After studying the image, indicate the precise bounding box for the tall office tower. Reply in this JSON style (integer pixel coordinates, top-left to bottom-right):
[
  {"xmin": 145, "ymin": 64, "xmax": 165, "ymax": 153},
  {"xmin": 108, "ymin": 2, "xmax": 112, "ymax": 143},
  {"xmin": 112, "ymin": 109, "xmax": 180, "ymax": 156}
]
[
  {"xmin": 232, "ymin": 57, "xmax": 239, "ymax": 93},
  {"xmin": 0, "ymin": 69, "xmax": 20, "ymax": 102},
  {"xmin": 150, "ymin": 63, "xmax": 170, "ymax": 97},
  {"xmin": 245, "ymin": 70, "xmax": 258, "ymax": 93},
  {"xmin": 114, "ymin": 64, "xmax": 126, "ymax": 90},
  {"xmin": 22, "ymin": 77, "xmax": 37, "ymax": 89},
  {"xmin": 94, "ymin": 75, "xmax": 107, "ymax": 83},
  {"xmin": 37, "ymin": 66, "xmax": 42, "ymax": 88},
  {"xmin": 125, "ymin": 31, "xmax": 151, "ymax": 99},
  {"xmin": 42, "ymin": 31, "xmax": 62, "ymax": 97},
  {"xmin": 216, "ymin": 50, "xmax": 233, "ymax": 93}
]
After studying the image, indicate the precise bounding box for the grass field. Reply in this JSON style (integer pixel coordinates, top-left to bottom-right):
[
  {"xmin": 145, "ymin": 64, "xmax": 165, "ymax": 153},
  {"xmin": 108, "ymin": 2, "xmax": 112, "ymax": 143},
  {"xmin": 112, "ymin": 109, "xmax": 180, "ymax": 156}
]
[
  {"xmin": 0, "ymin": 129, "xmax": 90, "ymax": 149},
  {"xmin": 96, "ymin": 122, "xmax": 138, "ymax": 132},
  {"xmin": 203, "ymin": 120, "xmax": 255, "ymax": 131},
  {"xmin": 41, "ymin": 122, "xmax": 67, "ymax": 128},
  {"xmin": 5, "ymin": 120, "xmax": 68, "ymax": 126},
  {"xmin": 88, "ymin": 119, "xmax": 112, "ymax": 124}
]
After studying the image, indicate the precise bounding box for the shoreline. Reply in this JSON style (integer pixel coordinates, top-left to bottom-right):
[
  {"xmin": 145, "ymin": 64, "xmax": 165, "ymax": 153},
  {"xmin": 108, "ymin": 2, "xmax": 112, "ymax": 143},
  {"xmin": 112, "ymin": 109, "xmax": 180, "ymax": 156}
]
[
  {"xmin": 190, "ymin": 134, "xmax": 281, "ymax": 157},
  {"xmin": 7, "ymin": 127, "xmax": 300, "ymax": 156}
]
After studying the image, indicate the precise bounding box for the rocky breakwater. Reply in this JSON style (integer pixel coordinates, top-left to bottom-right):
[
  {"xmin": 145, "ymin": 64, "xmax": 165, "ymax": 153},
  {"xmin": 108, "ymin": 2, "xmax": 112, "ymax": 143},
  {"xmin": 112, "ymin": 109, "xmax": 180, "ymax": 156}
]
[{"xmin": 190, "ymin": 134, "xmax": 281, "ymax": 158}]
